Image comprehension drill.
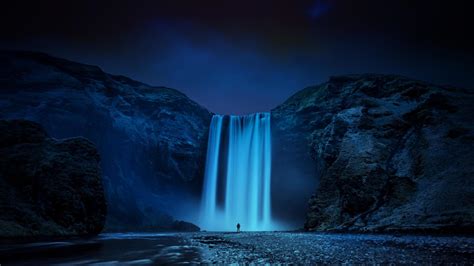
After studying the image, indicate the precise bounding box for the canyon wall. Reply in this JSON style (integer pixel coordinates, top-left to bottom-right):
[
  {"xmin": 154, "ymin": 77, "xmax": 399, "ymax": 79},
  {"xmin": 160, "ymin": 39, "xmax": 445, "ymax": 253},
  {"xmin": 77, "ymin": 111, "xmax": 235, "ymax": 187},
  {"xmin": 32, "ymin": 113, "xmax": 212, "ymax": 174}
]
[
  {"xmin": 0, "ymin": 51, "xmax": 211, "ymax": 231},
  {"xmin": 2, "ymin": 51, "xmax": 472, "ymax": 233},
  {"xmin": 273, "ymin": 74, "xmax": 474, "ymax": 233}
]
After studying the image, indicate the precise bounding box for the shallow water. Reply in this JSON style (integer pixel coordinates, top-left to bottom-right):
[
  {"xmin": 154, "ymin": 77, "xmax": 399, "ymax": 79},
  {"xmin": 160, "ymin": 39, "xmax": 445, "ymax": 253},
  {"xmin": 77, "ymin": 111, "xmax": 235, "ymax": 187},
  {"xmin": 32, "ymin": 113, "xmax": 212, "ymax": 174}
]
[{"xmin": 0, "ymin": 233, "xmax": 202, "ymax": 265}]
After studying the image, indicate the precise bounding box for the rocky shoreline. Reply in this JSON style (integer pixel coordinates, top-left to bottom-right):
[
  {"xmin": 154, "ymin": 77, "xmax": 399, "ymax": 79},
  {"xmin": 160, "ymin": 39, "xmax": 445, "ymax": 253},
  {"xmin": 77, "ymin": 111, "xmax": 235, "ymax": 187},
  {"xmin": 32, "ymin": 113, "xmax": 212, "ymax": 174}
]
[
  {"xmin": 1, "ymin": 232, "xmax": 472, "ymax": 264},
  {"xmin": 190, "ymin": 231, "xmax": 474, "ymax": 264}
]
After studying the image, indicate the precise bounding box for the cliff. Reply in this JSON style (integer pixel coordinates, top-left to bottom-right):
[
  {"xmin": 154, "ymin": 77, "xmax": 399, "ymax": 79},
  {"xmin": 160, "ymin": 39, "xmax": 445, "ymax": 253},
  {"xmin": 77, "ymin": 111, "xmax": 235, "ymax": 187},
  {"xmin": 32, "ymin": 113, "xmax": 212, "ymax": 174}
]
[
  {"xmin": 0, "ymin": 51, "xmax": 211, "ymax": 230},
  {"xmin": 273, "ymin": 74, "xmax": 474, "ymax": 233}
]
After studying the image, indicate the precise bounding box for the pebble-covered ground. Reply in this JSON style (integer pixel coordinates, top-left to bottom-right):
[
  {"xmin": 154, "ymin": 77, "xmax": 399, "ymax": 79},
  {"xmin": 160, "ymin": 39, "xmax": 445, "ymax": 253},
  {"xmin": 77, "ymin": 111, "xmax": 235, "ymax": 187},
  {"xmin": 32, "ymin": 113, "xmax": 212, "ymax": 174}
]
[
  {"xmin": 188, "ymin": 231, "xmax": 474, "ymax": 264},
  {"xmin": 1, "ymin": 232, "xmax": 473, "ymax": 264}
]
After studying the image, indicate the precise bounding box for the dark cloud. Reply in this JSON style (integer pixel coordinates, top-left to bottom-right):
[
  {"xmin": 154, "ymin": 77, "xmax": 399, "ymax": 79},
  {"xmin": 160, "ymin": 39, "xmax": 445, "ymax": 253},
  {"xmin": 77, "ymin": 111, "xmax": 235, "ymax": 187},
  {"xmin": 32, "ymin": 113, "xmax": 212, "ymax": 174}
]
[
  {"xmin": 1, "ymin": 0, "xmax": 473, "ymax": 114},
  {"xmin": 309, "ymin": 0, "xmax": 333, "ymax": 19}
]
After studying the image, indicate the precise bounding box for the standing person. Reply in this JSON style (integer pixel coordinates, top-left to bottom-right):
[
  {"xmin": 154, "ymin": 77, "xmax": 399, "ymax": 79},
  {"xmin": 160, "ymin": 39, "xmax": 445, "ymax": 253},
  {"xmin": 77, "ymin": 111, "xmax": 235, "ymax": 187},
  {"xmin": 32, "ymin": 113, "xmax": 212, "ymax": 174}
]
[{"xmin": 236, "ymin": 223, "xmax": 241, "ymax": 233}]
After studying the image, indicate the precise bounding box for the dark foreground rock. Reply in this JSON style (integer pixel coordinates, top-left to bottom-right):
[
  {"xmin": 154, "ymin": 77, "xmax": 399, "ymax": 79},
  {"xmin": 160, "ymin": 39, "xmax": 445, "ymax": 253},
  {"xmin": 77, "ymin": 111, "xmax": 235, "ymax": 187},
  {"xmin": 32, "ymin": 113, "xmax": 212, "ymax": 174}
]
[
  {"xmin": 105, "ymin": 220, "xmax": 200, "ymax": 233},
  {"xmin": 272, "ymin": 74, "xmax": 474, "ymax": 233},
  {"xmin": 0, "ymin": 50, "xmax": 212, "ymax": 230},
  {"xmin": 0, "ymin": 120, "xmax": 106, "ymax": 237},
  {"xmin": 171, "ymin": 221, "xmax": 200, "ymax": 232}
]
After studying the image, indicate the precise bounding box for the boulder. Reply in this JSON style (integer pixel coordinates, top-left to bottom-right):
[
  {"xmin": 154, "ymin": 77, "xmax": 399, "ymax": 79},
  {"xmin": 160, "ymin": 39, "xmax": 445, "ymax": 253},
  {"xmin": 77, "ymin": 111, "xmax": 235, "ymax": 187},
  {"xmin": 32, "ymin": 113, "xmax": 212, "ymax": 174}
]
[
  {"xmin": 171, "ymin": 220, "xmax": 201, "ymax": 232},
  {"xmin": 0, "ymin": 119, "xmax": 106, "ymax": 237}
]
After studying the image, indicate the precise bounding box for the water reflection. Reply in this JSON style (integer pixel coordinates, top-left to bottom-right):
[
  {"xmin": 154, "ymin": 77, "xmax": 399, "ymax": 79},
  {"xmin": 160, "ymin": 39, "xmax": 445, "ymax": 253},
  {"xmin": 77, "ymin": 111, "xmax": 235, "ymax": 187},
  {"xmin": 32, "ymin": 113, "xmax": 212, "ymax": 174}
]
[{"xmin": 0, "ymin": 233, "xmax": 202, "ymax": 265}]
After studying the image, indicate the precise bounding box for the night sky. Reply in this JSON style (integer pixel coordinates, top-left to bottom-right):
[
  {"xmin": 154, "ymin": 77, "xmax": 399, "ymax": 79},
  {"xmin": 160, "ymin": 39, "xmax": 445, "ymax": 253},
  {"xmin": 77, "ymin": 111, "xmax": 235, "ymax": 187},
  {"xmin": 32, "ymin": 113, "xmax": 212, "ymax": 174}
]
[{"xmin": 1, "ymin": 0, "xmax": 473, "ymax": 114}]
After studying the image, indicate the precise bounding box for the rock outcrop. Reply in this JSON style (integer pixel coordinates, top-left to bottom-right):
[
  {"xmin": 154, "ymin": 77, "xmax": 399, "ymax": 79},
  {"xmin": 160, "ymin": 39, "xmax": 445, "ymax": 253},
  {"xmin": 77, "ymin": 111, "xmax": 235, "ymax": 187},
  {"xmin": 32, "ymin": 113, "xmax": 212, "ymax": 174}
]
[
  {"xmin": 0, "ymin": 51, "xmax": 212, "ymax": 230},
  {"xmin": 273, "ymin": 74, "xmax": 474, "ymax": 233},
  {"xmin": 171, "ymin": 220, "xmax": 201, "ymax": 232},
  {"xmin": 0, "ymin": 120, "xmax": 106, "ymax": 237}
]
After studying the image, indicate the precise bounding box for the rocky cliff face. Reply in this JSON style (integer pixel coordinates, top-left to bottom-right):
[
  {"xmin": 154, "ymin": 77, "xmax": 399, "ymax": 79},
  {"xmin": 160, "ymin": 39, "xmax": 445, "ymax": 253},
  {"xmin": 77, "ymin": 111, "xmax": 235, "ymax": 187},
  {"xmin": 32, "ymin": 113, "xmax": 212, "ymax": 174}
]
[
  {"xmin": 273, "ymin": 74, "xmax": 474, "ymax": 233},
  {"xmin": 3, "ymin": 50, "xmax": 472, "ymax": 234},
  {"xmin": 0, "ymin": 51, "xmax": 211, "ymax": 230},
  {"xmin": 0, "ymin": 120, "xmax": 106, "ymax": 237}
]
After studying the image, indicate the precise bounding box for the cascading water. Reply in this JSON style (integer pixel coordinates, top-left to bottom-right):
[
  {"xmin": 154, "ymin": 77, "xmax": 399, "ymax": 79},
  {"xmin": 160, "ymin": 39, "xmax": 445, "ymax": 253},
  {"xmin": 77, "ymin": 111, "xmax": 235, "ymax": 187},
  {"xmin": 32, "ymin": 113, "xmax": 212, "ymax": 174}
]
[{"xmin": 200, "ymin": 113, "xmax": 273, "ymax": 231}]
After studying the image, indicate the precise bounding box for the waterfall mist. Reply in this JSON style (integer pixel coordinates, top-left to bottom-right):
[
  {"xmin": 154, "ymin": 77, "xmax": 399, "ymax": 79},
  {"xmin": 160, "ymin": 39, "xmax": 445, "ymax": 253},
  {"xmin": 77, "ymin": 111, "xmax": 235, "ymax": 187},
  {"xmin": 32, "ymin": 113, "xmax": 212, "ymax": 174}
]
[{"xmin": 200, "ymin": 113, "xmax": 274, "ymax": 231}]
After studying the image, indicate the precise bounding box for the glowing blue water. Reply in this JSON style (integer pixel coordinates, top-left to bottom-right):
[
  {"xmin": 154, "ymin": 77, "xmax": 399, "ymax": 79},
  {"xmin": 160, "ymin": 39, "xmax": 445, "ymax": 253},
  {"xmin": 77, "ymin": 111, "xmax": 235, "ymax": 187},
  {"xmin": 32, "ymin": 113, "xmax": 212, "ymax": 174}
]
[
  {"xmin": 200, "ymin": 113, "xmax": 272, "ymax": 231},
  {"xmin": 200, "ymin": 115, "xmax": 224, "ymax": 225}
]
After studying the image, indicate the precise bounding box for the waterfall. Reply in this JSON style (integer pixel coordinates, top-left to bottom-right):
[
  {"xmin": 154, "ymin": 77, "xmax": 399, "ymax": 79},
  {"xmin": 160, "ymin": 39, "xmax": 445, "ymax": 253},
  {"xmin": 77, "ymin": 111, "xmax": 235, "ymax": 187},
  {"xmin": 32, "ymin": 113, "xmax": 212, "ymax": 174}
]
[{"xmin": 200, "ymin": 113, "xmax": 272, "ymax": 231}]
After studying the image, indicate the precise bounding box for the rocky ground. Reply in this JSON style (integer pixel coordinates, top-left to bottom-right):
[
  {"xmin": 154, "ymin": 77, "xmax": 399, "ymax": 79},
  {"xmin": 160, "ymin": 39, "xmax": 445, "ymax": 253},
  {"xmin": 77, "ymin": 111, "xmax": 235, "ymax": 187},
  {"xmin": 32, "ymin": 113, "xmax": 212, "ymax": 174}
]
[
  {"xmin": 191, "ymin": 231, "xmax": 474, "ymax": 264},
  {"xmin": 1, "ymin": 232, "xmax": 472, "ymax": 264}
]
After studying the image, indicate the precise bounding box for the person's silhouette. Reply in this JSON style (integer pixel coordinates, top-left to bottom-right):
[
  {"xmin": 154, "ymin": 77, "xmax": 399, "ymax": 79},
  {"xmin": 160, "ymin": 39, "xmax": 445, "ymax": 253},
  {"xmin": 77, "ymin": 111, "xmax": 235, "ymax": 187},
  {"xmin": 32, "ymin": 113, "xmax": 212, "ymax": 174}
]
[{"xmin": 236, "ymin": 223, "xmax": 241, "ymax": 232}]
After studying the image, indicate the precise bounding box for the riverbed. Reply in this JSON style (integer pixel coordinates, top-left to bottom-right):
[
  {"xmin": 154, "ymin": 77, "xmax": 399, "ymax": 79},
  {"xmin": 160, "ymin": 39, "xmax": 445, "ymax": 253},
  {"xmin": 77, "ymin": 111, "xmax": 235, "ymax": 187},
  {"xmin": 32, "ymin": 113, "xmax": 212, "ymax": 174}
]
[{"xmin": 1, "ymin": 232, "xmax": 473, "ymax": 264}]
